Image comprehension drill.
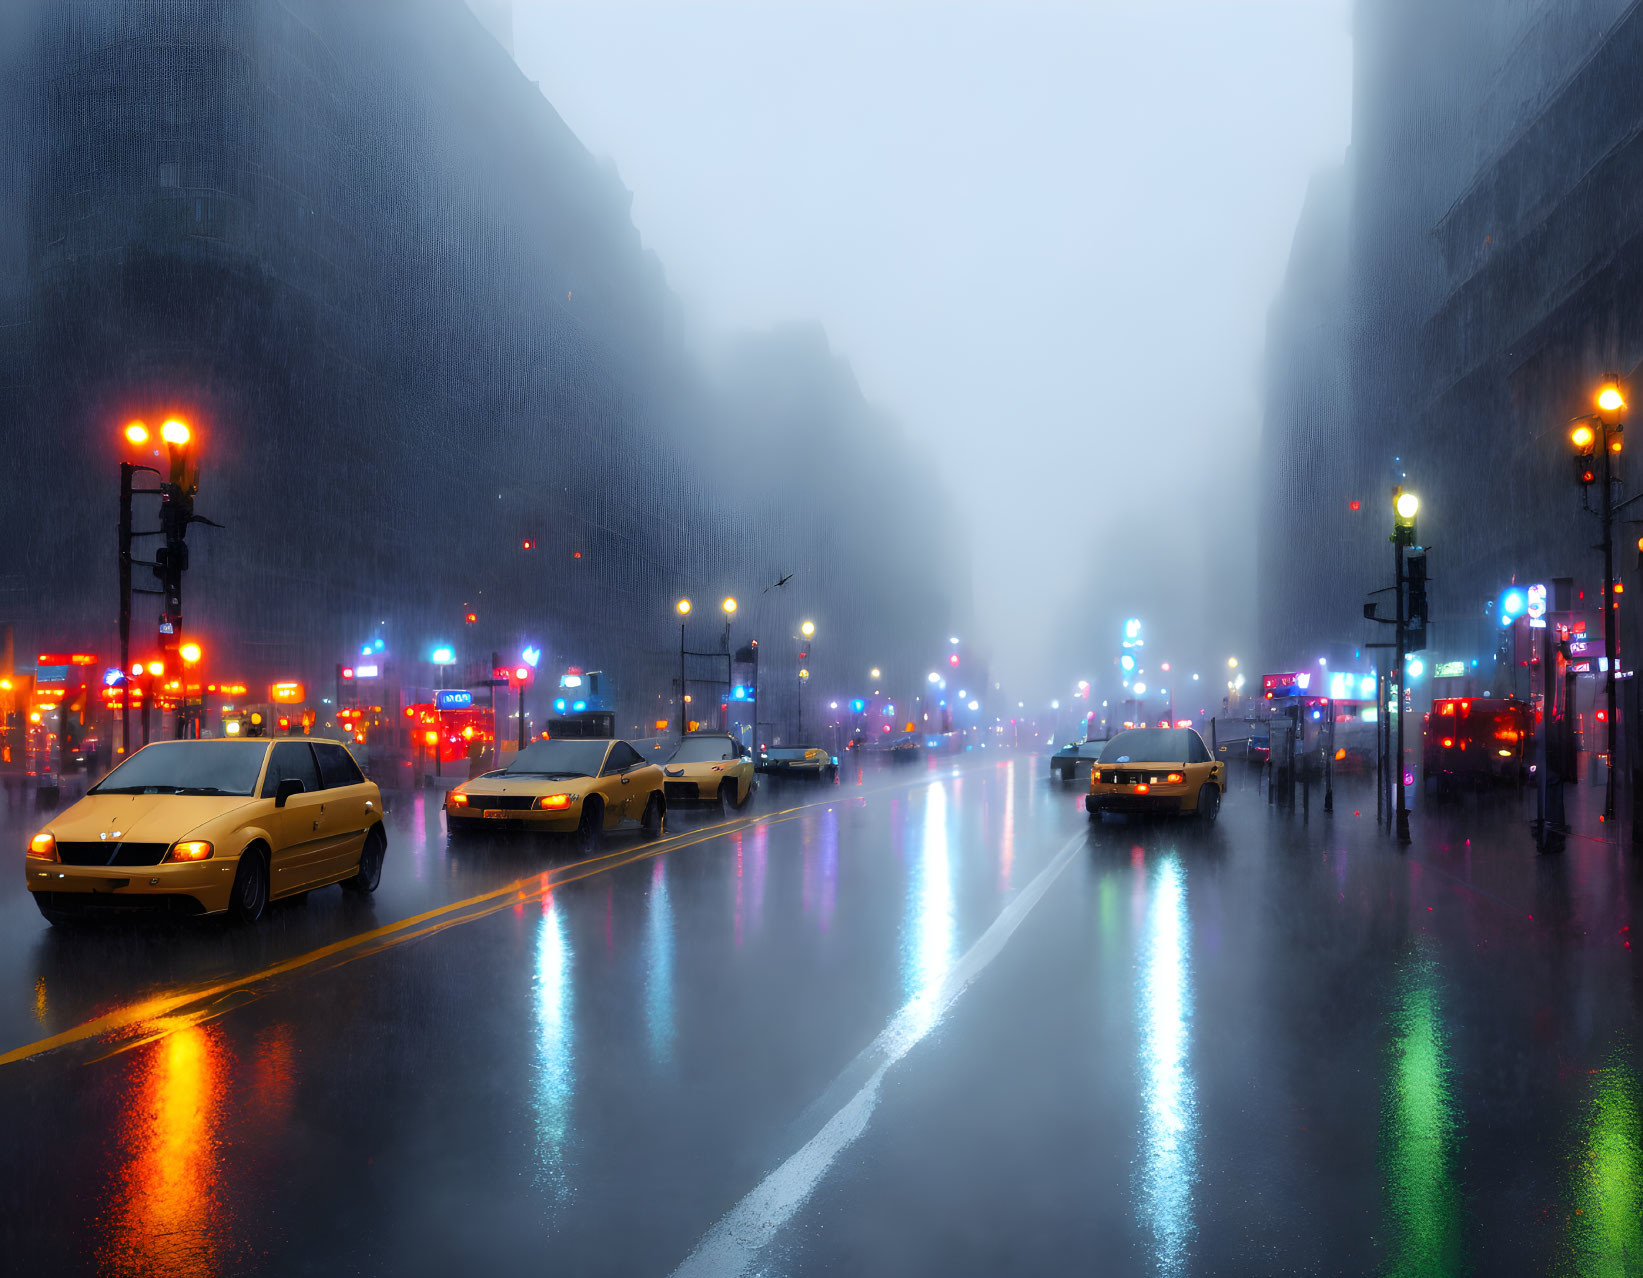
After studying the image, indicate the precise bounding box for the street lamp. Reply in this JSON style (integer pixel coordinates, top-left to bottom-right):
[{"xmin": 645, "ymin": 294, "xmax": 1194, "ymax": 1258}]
[
  {"xmin": 869, "ymin": 667, "xmax": 881, "ymax": 681},
  {"xmin": 1390, "ymin": 486, "xmax": 1421, "ymax": 842},
  {"xmin": 675, "ymin": 599, "xmax": 692, "ymax": 737},
  {"xmin": 1584, "ymin": 376, "xmax": 1626, "ymax": 818},
  {"xmin": 800, "ymin": 620, "xmax": 815, "ymax": 638}
]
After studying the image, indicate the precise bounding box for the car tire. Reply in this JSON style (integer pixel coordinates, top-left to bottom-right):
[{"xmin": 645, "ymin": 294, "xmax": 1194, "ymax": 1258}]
[
  {"xmin": 641, "ymin": 793, "xmax": 666, "ymax": 840},
  {"xmin": 229, "ymin": 845, "xmax": 269, "ymax": 923},
  {"xmin": 344, "ymin": 826, "xmax": 386, "ymax": 893},
  {"xmin": 575, "ymin": 799, "xmax": 604, "ymax": 855},
  {"xmin": 718, "ymin": 781, "xmax": 736, "ymax": 818},
  {"xmin": 1197, "ymin": 784, "xmax": 1221, "ymax": 825}
]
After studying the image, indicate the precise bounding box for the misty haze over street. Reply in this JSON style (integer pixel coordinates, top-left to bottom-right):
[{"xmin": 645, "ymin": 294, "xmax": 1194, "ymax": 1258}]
[{"xmin": 2, "ymin": 2, "xmax": 1643, "ymax": 1275}]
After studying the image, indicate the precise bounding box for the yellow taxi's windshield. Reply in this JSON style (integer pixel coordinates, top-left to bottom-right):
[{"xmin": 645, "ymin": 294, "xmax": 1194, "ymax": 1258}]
[
  {"xmin": 507, "ymin": 739, "xmax": 610, "ymax": 777},
  {"xmin": 90, "ymin": 740, "xmax": 271, "ymax": 796}
]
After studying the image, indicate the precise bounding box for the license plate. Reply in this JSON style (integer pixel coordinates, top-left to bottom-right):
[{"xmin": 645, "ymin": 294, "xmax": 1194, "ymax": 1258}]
[{"xmin": 483, "ymin": 809, "xmax": 509, "ymax": 819}]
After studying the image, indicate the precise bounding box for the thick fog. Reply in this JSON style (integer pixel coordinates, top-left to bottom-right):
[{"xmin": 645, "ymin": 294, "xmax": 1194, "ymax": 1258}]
[{"xmin": 514, "ymin": 1, "xmax": 1352, "ymax": 700}]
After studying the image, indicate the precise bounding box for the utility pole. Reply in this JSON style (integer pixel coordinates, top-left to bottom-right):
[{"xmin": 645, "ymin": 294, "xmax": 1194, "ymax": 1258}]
[
  {"xmin": 1602, "ymin": 416, "xmax": 1618, "ymax": 821},
  {"xmin": 118, "ymin": 462, "xmax": 133, "ymax": 757}
]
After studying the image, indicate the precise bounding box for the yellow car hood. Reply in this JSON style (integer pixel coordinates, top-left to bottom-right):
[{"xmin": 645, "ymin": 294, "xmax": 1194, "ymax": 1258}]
[
  {"xmin": 48, "ymin": 792, "xmax": 260, "ymax": 844},
  {"xmin": 459, "ymin": 777, "xmax": 583, "ymax": 797}
]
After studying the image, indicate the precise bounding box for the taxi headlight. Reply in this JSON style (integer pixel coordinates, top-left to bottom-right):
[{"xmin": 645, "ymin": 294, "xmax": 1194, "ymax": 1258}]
[
  {"xmin": 447, "ymin": 793, "xmax": 469, "ymax": 807},
  {"xmin": 167, "ymin": 840, "xmax": 214, "ymax": 863},
  {"xmin": 27, "ymin": 833, "xmax": 56, "ymax": 861},
  {"xmin": 536, "ymin": 794, "xmax": 572, "ymax": 810},
  {"xmin": 1166, "ymin": 773, "xmax": 1184, "ymax": 784}
]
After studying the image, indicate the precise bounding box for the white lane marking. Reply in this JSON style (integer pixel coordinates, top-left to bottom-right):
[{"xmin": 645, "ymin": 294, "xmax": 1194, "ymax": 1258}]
[{"xmin": 670, "ymin": 826, "xmax": 1086, "ymax": 1278}]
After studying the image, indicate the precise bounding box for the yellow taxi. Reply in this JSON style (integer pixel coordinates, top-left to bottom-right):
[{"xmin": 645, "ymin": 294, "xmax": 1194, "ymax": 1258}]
[
  {"xmin": 661, "ymin": 732, "xmax": 755, "ymax": 813},
  {"xmin": 445, "ymin": 737, "xmax": 666, "ymax": 850},
  {"xmin": 27, "ymin": 737, "xmax": 385, "ymax": 926},
  {"xmin": 1085, "ymin": 726, "xmax": 1226, "ymax": 824}
]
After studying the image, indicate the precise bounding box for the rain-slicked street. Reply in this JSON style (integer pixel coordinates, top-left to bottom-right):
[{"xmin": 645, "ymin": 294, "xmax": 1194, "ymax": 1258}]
[{"xmin": 1, "ymin": 754, "xmax": 1638, "ymax": 1276}]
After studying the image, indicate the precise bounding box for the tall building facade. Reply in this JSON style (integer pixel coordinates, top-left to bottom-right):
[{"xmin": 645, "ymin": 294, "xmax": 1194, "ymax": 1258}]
[
  {"xmin": 1261, "ymin": 0, "xmax": 1643, "ymax": 682},
  {"xmin": 0, "ymin": 0, "xmax": 967, "ymax": 730}
]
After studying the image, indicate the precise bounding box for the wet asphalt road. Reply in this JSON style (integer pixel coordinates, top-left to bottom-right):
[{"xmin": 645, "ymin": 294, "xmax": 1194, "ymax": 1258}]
[{"xmin": 0, "ymin": 753, "xmax": 1640, "ymax": 1276}]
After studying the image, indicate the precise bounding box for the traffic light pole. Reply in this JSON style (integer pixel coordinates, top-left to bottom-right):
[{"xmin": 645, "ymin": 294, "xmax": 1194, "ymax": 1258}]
[
  {"xmin": 518, "ymin": 681, "xmax": 526, "ymax": 751},
  {"xmin": 679, "ymin": 622, "xmax": 688, "ymax": 739}
]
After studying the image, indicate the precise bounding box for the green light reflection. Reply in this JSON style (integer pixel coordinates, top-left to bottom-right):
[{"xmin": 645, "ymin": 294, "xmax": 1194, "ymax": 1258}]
[
  {"xmin": 1379, "ymin": 955, "xmax": 1462, "ymax": 1278},
  {"xmin": 1565, "ymin": 1053, "xmax": 1642, "ymax": 1277}
]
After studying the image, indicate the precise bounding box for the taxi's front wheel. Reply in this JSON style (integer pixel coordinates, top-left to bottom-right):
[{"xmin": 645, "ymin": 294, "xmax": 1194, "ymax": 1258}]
[{"xmin": 229, "ymin": 846, "xmax": 269, "ymax": 923}]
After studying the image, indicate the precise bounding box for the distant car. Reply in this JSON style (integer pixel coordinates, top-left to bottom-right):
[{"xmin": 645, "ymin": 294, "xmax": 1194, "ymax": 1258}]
[
  {"xmin": 661, "ymin": 732, "xmax": 755, "ymax": 812},
  {"xmin": 758, "ymin": 746, "xmax": 838, "ymax": 782},
  {"xmin": 26, "ymin": 738, "xmax": 386, "ymax": 926},
  {"xmin": 1050, "ymin": 736, "xmax": 1107, "ymax": 782},
  {"xmin": 446, "ymin": 737, "xmax": 665, "ymax": 851},
  {"xmin": 1086, "ymin": 727, "xmax": 1226, "ymax": 824}
]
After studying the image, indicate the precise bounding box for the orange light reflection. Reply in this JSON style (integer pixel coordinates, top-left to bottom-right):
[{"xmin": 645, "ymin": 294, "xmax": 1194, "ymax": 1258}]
[{"xmin": 99, "ymin": 1024, "xmax": 232, "ymax": 1277}]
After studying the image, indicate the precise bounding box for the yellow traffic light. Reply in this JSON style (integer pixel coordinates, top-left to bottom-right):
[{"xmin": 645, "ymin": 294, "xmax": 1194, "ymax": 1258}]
[
  {"xmin": 179, "ymin": 642, "xmax": 202, "ymax": 664},
  {"xmin": 1598, "ymin": 382, "xmax": 1626, "ymax": 414},
  {"xmin": 1395, "ymin": 491, "xmax": 1420, "ymax": 521},
  {"xmin": 160, "ymin": 418, "xmax": 191, "ymax": 445},
  {"xmin": 145, "ymin": 660, "xmax": 164, "ymax": 677},
  {"xmin": 123, "ymin": 421, "xmax": 149, "ymax": 445},
  {"xmin": 1571, "ymin": 422, "xmax": 1596, "ymax": 450}
]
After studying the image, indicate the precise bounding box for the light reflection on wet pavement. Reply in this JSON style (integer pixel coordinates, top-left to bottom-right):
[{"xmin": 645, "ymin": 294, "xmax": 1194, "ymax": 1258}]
[{"xmin": 0, "ymin": 754, "xmax": 1640, "ymax": 1275}]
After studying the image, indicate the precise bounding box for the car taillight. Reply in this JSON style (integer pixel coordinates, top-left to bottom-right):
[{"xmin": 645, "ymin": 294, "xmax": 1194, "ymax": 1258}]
[
  {"xmin": 536, "ymin": 794, "xmax": 572, "ymax": 810},
  {"xmin": 27, "ymin": 833, "xmax": 56, "ymax": 861},
  {"xmin": 447, "ymin": 793, "xmax": 469, "ymax": 807},
  {"xmin": 1166, "ymin": 773, "xmax": 1184, "ymax": 784},
  {"xmin": 167, "ymin": 840, "xmax": 213, "ymax": 862},
  {"xmin": 1134, "ymin": 783, "xmax": 1150, "ymax": 794},
  {"xmin": 1441, "ymin": 738, "xmax": 1454, "ymax": 749}
]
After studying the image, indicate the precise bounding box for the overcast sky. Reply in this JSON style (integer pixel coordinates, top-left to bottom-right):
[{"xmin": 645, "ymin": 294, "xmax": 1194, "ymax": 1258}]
[{"xmin": 513, "ymin": 1, "xmax": 1352, "ymax": 698}]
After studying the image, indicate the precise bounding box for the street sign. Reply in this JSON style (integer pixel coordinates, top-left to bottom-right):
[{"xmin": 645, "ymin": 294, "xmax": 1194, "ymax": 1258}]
[
  {"xmin": 37, "ymin": 653, "xmax": 96, "ymax": 667},
  {"xmin": 1433, "ymin": 661, "xmax": 1466, "ymax": 678},
  {"xmin": 435, "ymin": 689, "xmax": 473, "ymax": 710},
  {"xmin": 271, "ymin": 681, "xmax": 306, "ymax": 703}
]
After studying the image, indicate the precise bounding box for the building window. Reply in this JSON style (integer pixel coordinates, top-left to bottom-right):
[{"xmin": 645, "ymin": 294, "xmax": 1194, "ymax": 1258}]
[{"xmin": 158, "ymin": 162, "xmax": 178, "ymax": 188}]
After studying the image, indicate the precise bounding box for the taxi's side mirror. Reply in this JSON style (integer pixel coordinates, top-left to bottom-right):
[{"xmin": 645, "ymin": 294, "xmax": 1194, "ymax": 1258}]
[{"xmin": 274, "ymin": 777, "xmax": 304, "ymax": 808}]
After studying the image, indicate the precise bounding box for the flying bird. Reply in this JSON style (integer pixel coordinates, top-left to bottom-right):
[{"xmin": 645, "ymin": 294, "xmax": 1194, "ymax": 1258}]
[{"xmin": 764, "ymin": 572, "xmax": 793, "ymax": 592}]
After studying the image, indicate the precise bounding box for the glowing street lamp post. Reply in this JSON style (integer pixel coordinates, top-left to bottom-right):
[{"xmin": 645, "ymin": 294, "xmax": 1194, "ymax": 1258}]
[
  {"xmin": 676, "ymin": 598, "xmax": 691, "ymax": 737},
  {"xmin": 797, "ymin": 620, "xmax": 815, "ymax": 740},
  {"xmin": 1392, "ymin": 488, "xmax": 1420, "ymax": 843},
  {"xmin": 1576, "ymin": 380, "xmax": 1626, "ymax": 819}
]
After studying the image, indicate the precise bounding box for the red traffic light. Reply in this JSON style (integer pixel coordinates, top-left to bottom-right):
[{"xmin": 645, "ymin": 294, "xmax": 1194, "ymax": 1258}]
[
  {"xmin": 341, "ymin": 667, "xmax": 355, "ymax": 679},
  {"xmin": 514, "ymin": 667, "xmax": 529, "ymax": 681},
  {"xmin": 464, "ymin": 612, "xmax": 477, "ymax": 624},
  {"xmin": 1596, "ymin": 709, "xmax": 1609, "ymax": 722},
  {"xmin": 521, "ymin": 539, "xmax": 535, "ymax": 550},
  {"xmin": 1349, "ymin": 500, "xmax": 1361, "ymax": 511}
]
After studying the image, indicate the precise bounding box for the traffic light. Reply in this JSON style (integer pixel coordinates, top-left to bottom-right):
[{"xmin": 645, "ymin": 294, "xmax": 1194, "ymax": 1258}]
[
  {"xmin": 1571, "ymin": 420, "xmax": 1598, "ymax": 488},
  {"xmin": 1405, "ymin": 550, "xmax": 1429, "ymax": 652}
]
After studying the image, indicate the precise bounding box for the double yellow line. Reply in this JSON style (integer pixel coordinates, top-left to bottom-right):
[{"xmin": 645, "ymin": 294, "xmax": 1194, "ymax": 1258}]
[{"xmin": 2, "ymin": 764, "xmax": 962, "ymax": 1068}]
